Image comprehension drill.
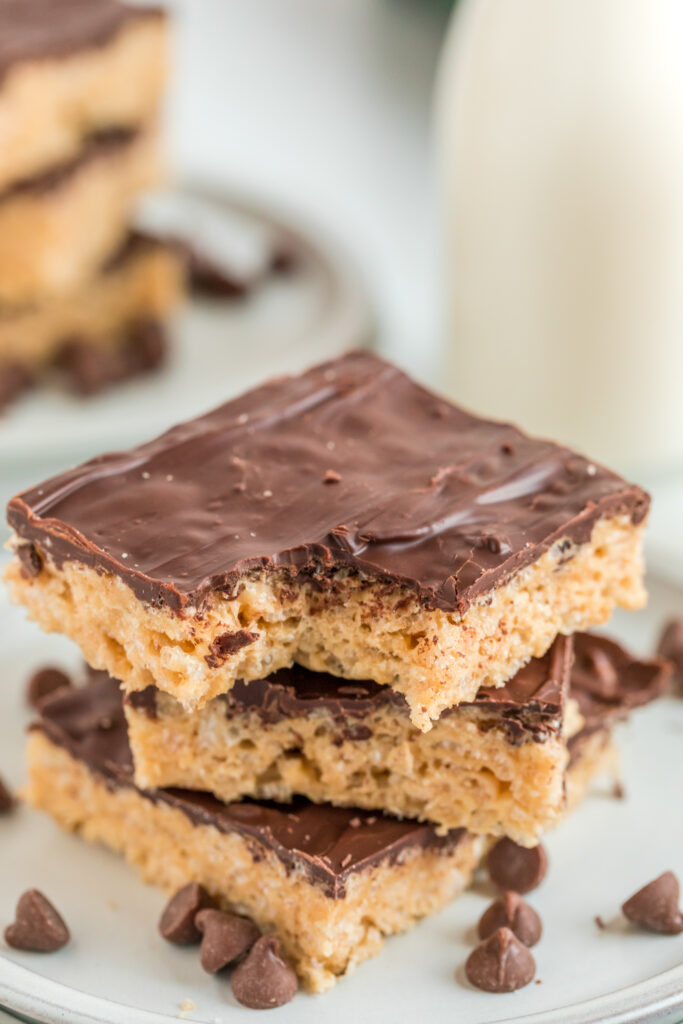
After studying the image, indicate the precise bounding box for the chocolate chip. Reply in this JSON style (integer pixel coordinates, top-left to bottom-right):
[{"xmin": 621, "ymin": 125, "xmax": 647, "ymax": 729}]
[
  {"xmin": 478, "ymin": 892, "xmax": 542, "ymax": 947},
  {"xmin": 0, "ymin": 775, "xmax": 15, "ymax": 814},
  {"xmin": 323, "ymin": 469, "xmax": 341, "ymax": 484},
  {"xmin": 126, "ymin": 319, "xmax": 166, "ymax": 373},
  {"xmin": 158, "ymin": 883, "xmax": 212, "ymax": 945},
  {"xmin": 183, "ymin": 242, "xmax": 251, "ymax": 299},
  {"xmin": 656, "ymin": 619, "xmax": 683, "ymax": 693},
  {"xmin": 622, "ymin": 872, "xmax": 683, "ymax": 934},
  {"xmin": 26, "ymin": 667, "xmax": 72, "ymax": 710},
  {"xmin": 4, "ymin": 890, "xmax": 70, "ymax": 952},
  {"xmin": 465, "ymin": 927, "xmax": 536, "ymax": 993},
  {"xmin": 231, "ymin": 935, "xmax": 298, "ymax": 1009},
  {"xmin": 0, "ymin": 363, "xmax": 33, "ymax": 412},
  {"xmin": 269, "ymin": 243, "xmax": 299, "ymax": 276},
  {"xmin": 487, "ymin": 838, "xmax": 548, "ymax": 894},
  {"xmin": 195, "ymin": 909, "xmax": 260, "ymax": 972},
  {"xmin": 56, "ymin": 338, "xmax": 122, "ymax": 396}
]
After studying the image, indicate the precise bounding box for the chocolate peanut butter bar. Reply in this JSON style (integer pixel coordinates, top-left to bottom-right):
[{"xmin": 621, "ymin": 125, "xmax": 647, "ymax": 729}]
[
  {"xmin": 6, "ymin": 352, "xmax": 649, "ymax": 730},
  {"xmin": 0, "ymin": 125, "xmax": 162, "ymax": 306},
  {"xmin": 26, "ymin": 676, "xmax": 485, "ymax": 992},
  {"xmin": 0, "ymin": 231, "xmax": 183, "ymax": 408},
  {"xmin": 0, "ymin": 0, "xmax": 166, "ymax": 194},
  {"xmin": 125, "ymin": 636, "xmax": 573, "ymax": 845},
  {"xmin": 123, "ymin": 632, "xmax": 668, "ymax": 845}
]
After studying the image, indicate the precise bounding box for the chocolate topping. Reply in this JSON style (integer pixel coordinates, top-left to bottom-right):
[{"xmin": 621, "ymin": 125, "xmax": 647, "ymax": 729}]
[
  {"xmin": 209, "ymin": 633, "xmax": 571, "ymax": 744},
  {"xmin": 0, "ymin": 0, "xmax": 163, "ymax": 85},
  {"xmin": 0, "ymin": 775, "xmax": 15, "ymax": 814},
  {"xmin": 7, "ymin": 351, "xmax": 649, "ymax": 615},
  {"xmin": 34, "ymin": 675, "xmax": 466, "ymax": 898}
]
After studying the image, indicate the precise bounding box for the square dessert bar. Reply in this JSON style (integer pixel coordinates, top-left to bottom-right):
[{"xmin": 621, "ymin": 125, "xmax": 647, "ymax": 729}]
[
  {"xmin": 0, "ymin": 231, "xmax": 183, "ymax": 409},
  {"xmin": 124, "ymin": 632, "xmax": 668, "ymax": 846},
  {"xmin": 26, "ymin": 676, "xmax": 486, "ymax": 993},
  {"xmin": 6, "ymin": 351, "xmax": 649, "ymax": 730},
  {"xmin": 0, "ymin": 124, "xmax": 162, "ymax": 306},
  {"xmin": 0, "ymin": 0, "xmax": 166, "ymax": 193}
]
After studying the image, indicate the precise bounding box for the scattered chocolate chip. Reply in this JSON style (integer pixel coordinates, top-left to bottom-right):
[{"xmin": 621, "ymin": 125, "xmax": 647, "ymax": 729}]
[
  {"xmin": 158, "ymin": 883, "xmax": 212, "ymax": 945},
  {"xmin": 478, "ymin": 892, "xmax": 542, "ymax": 947},
  {"xmin": 323, "ymin": 469, "xmax": 341, "ymax": 484},
  {"xmin": 622, "ymin": 872, "xmax": 683, "ymax": 934},
  {"xmin": 26, "ymin": 666, "xmax": 72, "ymax": 709},
  {"xmin": 594, "ymin": 915, "xmax": 607, "ymax": 930},
  {"xmin": 269, "ymin": 243, "xmax": 299, "ymax": 276},
  {"xmin": 56, "ymin": 337, "xmax": 119, "ymax": 396},
  {"xmin": 126, "ymin": 319, "xmax": 166, "ymax": 373},
  {"xmin": 195, "ymin": 909, "xmax": 260, "ymax": 973},
  {"xmin": 656, "ymin": 619, "xmax": 683, "ymax": 693},
  {"xmin": 4, "ymin": 890, "xmax": 70, "ymax": 952},
  {"xmin": 0, "ymin": 775, "xmax": 15, "ymax": 813},
  {"xmin": 465, "ymin": 927, "xmax": 536, "ymax": 993},
  {"xmin": 231, "ymin": 935, "xmax": 298, "ymax": 1009},
  {"xmin": 612, "ymin": 780, "xmax": 626, "ymax": 800},
  {"xmin": 183, "ymin": 242, "xmax": 251, "ymax": 299},
  {"xmin": 0, "ymin": 364, "xmax": 33, "ymax": 413},
  {"xmin": 487, "ymin": 838, "xmax": 548, "ymax": 894}
]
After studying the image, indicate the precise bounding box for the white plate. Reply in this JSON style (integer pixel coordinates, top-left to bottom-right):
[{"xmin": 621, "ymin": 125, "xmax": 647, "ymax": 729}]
[
  {"xmin": 0, "ymin": 579, "xmax": 682, "ymax": 1024},
  {"xmin": 0, "ymin": 183, "xmax": 374, "ymax": 472}
]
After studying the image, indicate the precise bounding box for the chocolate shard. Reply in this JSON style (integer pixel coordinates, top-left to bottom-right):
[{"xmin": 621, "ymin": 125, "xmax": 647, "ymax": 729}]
[
  {"xmin": 4, "ymin": 889, "xmax": 70, "ymax": 952},
  {"xmin": 158, "ymin": 882, "xmax": 212, "ymax": 945},
  {"xmin": 230, "ymin": 935, "xmax": 298, "ymax": 1009},
  {"xmin": 622, "ymin": 872, "xmax": 683, "ymax": 935},
  {"xmin": 0, "ymin": 0, "xmax": 165, "ymax": 86},
  {"xmin": 465, "ymin": 927, "xmax": 536, "ymax": 993},
  {"xmin": 195, "ymin": 908, "xmax": 260, "ymax": 972},
  {"xmin": 477, "ymin": 891, "xmax": 542, "ymax": 947},
  {"xmin": 487, "ymin": 838, "xmax": 548, "ymax": 894}
]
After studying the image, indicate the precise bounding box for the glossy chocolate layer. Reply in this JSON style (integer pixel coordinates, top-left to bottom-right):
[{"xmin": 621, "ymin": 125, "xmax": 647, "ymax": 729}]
[
  {"xmin": 8, "ymin": 352, "xmax": 649, "ymax": 615},
  {"xmin": 0, "ymin": 0, "xmax": 163, "ymax": 85},
  {"xmin": 128, "ymin": 634, "xmax": 572, "ymax": 745},
  {"xmin": 0, "ymin": 127, "xmax": 139, "ymax": 204},
  {"xmin": 35, "ymin": 675, "xmax": 465, "ymax": 898}
]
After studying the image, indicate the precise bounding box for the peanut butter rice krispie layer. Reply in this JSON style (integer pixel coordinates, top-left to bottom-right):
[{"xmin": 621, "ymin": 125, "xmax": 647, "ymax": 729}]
[
  {"xmin": 0, "ymin": 0, "xmax": 166, "ymax": 193},
  {"xmin": 6, "ymin": 352, "xmax": 649, "ymax": 730},
  {"xmin": 26, "ymin": 676, "xmax": 485, "ymax": 992},
  {"xmin": 0, "ymin": 231, "xmax": 183, "ymax": 410},
  {"xmin": 0, "ymin": 124, "xmax": 162, "ymax": 306},
  {"xmin": 123, "ymin": 632, "xmax": 668, "ymax": 844}
]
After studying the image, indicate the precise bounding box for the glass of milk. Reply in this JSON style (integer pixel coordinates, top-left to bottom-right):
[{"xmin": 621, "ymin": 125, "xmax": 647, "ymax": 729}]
[{"xmin": 435, "ymin": 0, "xmax": 683, "ymax": 477}]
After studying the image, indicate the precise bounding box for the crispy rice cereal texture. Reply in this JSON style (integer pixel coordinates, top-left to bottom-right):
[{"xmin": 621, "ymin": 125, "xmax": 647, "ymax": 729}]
[
  {"xmin": 26, "ymin": 732, "xmax": 485, "ymax": 992},
  {"xmin": 6, "ymin": 513, "xmax": 646, "ymax": 729}
]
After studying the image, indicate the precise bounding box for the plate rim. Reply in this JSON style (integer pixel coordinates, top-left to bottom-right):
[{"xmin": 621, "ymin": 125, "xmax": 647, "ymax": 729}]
[{"xmin": 2, "ymin": 957, "xmax": 683, "ymax": 1024}]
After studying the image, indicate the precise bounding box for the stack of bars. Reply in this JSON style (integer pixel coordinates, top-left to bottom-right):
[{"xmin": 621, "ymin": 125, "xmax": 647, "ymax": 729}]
[
  {"xmin": 6, "ymin": 351, "xmax": 670, "ymax": 994},
  {"xmin": 0, "ymin": 0, "xmax": 184, "ymax": 411}
]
